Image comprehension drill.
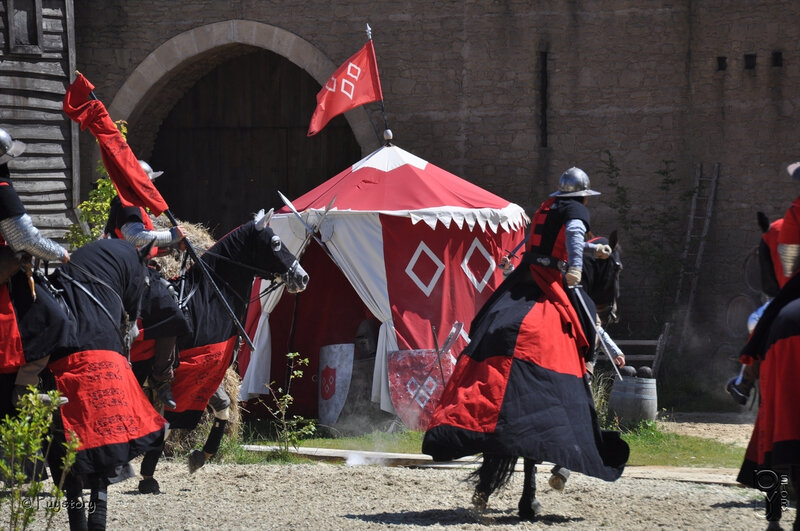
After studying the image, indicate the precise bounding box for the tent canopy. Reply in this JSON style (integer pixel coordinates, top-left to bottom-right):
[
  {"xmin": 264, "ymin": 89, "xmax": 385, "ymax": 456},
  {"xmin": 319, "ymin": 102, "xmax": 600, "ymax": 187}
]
[
  {"xmin": 241, "ymin": 142, "xmax": 528, "ymax": 422},
  {"xmin": 280, "ymin": 143, "xmax": 527, "ymax": 232}
]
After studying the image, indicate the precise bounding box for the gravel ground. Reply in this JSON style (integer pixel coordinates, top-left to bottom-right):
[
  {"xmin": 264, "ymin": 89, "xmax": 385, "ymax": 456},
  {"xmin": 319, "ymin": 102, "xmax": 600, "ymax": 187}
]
[
  {"xmin": 13, "ymin": 460, "xmax": 794, "ymax": 531},
  {"xmin": 8, "ymin": 412, "xmax": 798, "ymax": 530}
]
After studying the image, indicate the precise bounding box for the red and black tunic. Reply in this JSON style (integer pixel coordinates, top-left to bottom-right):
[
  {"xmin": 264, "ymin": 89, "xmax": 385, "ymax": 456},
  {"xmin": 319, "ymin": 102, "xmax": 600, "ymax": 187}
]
[
  {"xmin": 422, "ymin": 198, "xmax": 628, "ymax": 481},
  {"xmin": 759, "ymin": 218, "xmax": 787, "ymax": 297},
  {"xmin": 0, "ymin": 174, "xmax": 75, "ymax": 417},
  {"xmin": 738, "ymin": 271, "xmax": 800, "ymax": 487},
  {"xmin": 47, "ymin": 239, "xmax": 166, "ymax": 476}
]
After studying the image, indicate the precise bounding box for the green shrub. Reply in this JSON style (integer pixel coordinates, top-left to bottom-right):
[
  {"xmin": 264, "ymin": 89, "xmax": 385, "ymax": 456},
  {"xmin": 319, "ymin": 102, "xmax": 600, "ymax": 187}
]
[
  {"xmin": 0, "ymin": 388, "xmax": 79, "ymax": 530},
  {"xmin": 65, "ymin": 120, "xmax": 128, "ymax": 248}
]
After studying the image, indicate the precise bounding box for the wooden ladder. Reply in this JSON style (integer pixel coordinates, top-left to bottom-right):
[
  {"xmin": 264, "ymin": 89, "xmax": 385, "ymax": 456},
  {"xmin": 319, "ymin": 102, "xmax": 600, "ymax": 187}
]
[{"xmin": 653, "ymin": 163, "xmax": 719, "ymax": 376}]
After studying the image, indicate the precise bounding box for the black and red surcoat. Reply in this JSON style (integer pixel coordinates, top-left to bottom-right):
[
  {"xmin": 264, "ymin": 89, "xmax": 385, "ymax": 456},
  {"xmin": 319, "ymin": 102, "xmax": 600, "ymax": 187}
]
[
  {"xmin": 423, "ymin": 197, "xmax": 628, "ymax": 481},
  {"xmin": 105, "ymin": 195, "xmax": 190, "ymax": 366},
  {"xmin": 0, "ymin": 176, "xmax": 75, "ymax": 416},
  {"xmin": 738, "ymin": 271, "xmax": 800, "ymax": 487},
  {"xmin": 46, "ymin": 239, "xmax": 166, "ymax": 476}
]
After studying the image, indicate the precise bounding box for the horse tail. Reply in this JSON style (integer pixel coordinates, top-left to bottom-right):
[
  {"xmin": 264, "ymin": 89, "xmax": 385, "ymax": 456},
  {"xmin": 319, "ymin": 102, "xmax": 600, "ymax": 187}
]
[{"xmin": 469, "ymin": 454, "xmax": 519, "ymax": 495}]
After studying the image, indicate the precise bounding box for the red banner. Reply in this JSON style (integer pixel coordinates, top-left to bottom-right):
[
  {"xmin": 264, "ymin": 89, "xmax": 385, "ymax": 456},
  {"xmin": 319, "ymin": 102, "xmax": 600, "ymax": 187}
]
[
  {"xmin": 307, "ymin": 40, "xmax": 383, "ymax": 136},
  {"xmin": 63, "ymin": 73, "xmax": 169, "ymax": 216}
]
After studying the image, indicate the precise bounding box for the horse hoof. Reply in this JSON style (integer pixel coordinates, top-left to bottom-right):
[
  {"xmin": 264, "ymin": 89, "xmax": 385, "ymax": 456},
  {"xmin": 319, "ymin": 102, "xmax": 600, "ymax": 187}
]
[
  {"xmin": 471, "ymin": 489, "xmax": 489, "ymax": 512},
  {"xmin": 138, "ymin": 477, "xmax": 160, "ymax": 494},
  {"xmin": 549, "ymin": 473, "xmax": 566, "ymax": 492},
  {"xmin": 188, "ymin": 449, "xmax": 206, "ymax": 474},
  {"xmin": 518, "ymin": 498, "xmax": 542, "ymax": 521}
]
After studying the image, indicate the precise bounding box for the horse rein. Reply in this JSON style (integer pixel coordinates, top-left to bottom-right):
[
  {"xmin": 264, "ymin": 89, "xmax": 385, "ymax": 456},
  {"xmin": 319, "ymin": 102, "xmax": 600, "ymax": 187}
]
[
  {"xmin": 52, "ymin": 261, "xmax": 134, "ymax": 357},
  {"xmin": 174, "ymin": 249, "xmax": 285, "ymax": 309}
]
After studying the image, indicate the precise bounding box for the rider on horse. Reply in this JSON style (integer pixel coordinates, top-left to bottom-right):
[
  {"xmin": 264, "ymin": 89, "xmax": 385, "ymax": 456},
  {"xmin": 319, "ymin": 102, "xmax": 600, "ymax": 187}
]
[
  {"xmin": 0, "ymin": 128, "xmax": 72, "ymax": 417},
  {"xmin": 103, "ymin": 160, "xmax": 188, "ymax": 411},
  {"xmin": 423, "ymin": 167, "xmax": 629, "ymax": 520}
]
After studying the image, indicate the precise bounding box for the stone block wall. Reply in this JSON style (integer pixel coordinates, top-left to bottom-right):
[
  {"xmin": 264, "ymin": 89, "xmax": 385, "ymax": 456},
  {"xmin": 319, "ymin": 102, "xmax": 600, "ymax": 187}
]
[{"xmin": 71, "ymin": 0, "xmax": 800, "ymax": 399}]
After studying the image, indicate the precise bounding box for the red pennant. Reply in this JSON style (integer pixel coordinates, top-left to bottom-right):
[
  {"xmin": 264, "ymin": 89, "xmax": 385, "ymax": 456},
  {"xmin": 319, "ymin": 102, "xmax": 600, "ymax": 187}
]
[
  {"xmin": 63, "ymin": 73, "xmax": 169, "ymax": 216},
  {"xmin": 307, "ymin": 40, "xmax": 383, "ymax": 137}
]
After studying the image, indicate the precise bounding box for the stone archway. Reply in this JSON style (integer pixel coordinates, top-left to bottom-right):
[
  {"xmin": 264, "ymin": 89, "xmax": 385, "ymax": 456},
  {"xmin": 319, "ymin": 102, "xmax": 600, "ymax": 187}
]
[
  {"xmin": 90, "ymin": 21, "xmax": 374, "ymax": 235},
  {"xmin": 108, "ymin": 20, "xmax": 376, "ymax": 157}
]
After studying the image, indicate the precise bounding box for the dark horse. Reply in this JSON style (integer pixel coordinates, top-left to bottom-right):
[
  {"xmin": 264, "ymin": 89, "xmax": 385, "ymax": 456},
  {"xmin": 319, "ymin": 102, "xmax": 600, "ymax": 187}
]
[
  {"xmin": 422, "ymin": 232, "xmax": 627, "ymax": 521},
  {"xmin": 132, "ymin": 209, "xmax": 308, "ymax": 493},
  {"xmin": 40, "ymin": 238, "xmax": 166, "ymax": 530}
]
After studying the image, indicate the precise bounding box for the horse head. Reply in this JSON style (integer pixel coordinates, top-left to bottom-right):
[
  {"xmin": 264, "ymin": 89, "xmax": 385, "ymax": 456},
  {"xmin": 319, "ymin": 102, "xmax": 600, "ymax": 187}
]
[
  {"xmin": 251, "ymin": 209, "xmax": 308, "ymax": 293},
  {"xmin": 582, "ymin": 230, "xmax": 622, "ymax": 326}
]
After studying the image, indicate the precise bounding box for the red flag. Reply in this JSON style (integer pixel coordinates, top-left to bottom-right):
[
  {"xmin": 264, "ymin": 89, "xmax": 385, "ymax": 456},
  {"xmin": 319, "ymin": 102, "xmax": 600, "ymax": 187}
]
[
  {"xmin": 307, "ymin": 40, "xmax": 383, "ymax": 137},
  {"xmin": 63, "ymin": 73, "xmax": 169, "ymax": 216}
]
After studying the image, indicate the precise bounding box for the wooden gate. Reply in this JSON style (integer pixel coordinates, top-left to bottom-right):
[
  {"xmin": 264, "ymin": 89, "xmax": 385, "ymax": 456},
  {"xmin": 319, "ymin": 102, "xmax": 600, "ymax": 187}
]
[{"xmin": 149, "ymin": 50, "xmax": 363, "ymax": 237}]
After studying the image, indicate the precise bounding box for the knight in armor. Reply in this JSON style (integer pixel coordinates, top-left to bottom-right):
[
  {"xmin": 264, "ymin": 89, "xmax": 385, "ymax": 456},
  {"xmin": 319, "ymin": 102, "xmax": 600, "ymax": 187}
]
[
  {"xmin": 423, "ymin": 167, "xmax": 628, "ymax": 520},
  {"xmin": 0, "ymin": 128, "xmax": 73, "ymax": 417},
  {"xmin": 734, "ymin": 162, "xmax": 800, "ymax": 531},
  {"xmin": 728, "ymin": 166, "xmax": 800, "ymax": 405},
  {"xmin": 103, "ymin": 160, "xmax": 188, "ymax": 411}
]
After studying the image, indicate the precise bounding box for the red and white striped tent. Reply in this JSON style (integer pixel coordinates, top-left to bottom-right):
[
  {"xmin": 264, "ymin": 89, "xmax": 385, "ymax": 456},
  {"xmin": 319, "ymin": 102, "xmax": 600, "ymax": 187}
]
[{"xmin": 238, "ymin": 142, "xmax": 527, "ymax": 418}]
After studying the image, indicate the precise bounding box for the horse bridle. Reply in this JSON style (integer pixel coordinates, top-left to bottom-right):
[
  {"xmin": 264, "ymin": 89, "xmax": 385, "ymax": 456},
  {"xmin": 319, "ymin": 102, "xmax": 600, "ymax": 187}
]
[{"xmin": 173, "ymin": 249, "xmax": 286, "ymax": 311}]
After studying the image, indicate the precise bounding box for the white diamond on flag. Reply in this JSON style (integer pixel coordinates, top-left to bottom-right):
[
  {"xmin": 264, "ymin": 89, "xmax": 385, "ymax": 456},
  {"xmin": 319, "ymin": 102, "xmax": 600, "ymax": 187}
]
[
  {"xmin": 461, "ymin": 238, "xmax": 496, "ymax": 293},
  {"xmin": 405, "ymin": 241, "xmax": 445, "ymax": 297}
]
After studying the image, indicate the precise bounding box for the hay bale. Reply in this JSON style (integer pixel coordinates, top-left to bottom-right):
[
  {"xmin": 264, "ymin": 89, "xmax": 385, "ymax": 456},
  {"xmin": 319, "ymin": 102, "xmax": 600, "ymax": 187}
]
[
  {"xmin": 151, "ymin": 215, "xmax": 216, "ymax": 279},
  {"xmin": 163, "ymin": 367, "xmax": 243, "ymax": 456}
]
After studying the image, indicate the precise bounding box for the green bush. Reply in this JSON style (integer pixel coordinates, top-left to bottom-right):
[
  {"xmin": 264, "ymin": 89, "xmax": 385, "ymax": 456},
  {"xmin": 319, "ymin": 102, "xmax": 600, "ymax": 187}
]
[
  {"xmin": 65, "ymin": 120, "xmax": 127, "ymax": 248},
  {"xmin": 0, "ymin": 388, "xmax": 79, "ymax": 531}
]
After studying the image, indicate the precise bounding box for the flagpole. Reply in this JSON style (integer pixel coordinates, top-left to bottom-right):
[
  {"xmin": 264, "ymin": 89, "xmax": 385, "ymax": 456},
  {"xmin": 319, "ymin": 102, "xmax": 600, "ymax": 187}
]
[
  {"xmin": 366, "ymin": 23, "xmax": 391, "ymax": 143},
  {"xmin": 86, "ymin": 91, "xmax": 255, "ymax": 350}
]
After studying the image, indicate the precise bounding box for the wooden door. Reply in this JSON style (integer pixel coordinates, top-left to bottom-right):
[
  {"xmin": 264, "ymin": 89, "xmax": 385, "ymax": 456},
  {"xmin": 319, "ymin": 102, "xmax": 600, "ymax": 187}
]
[{"xmin": 150, "ymin": 49, "xmax": 362, "ymax": 237}]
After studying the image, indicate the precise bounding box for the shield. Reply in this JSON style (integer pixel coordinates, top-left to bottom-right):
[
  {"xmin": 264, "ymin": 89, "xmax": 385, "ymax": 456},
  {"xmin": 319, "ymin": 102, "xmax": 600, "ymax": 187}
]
[
  {"xmin": 387, "ymin": 348, "xmax": 456, "ymax": 431},
  {"xmin": 317, "ymin": 343, "xmax": 354, "ymax": 426}
]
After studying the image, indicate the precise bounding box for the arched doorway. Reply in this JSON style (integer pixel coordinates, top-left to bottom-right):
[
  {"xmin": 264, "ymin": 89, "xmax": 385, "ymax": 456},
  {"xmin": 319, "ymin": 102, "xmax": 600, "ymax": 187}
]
[{"xmin": 149, "ymin": 49, "xmax": 361, "ymax": 236}]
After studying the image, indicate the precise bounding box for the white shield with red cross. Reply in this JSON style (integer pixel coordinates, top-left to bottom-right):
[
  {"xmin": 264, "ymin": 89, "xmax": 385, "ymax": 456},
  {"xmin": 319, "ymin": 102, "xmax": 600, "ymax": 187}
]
[{"xmin": 317, "ymin": 343, "xmax": 354, "ymax": 427}]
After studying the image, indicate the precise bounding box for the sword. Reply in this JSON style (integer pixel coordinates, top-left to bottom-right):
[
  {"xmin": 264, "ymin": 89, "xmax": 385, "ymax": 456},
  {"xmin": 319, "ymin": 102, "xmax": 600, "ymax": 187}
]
[
  {"xmin": 505, "ymin": 233, "xmax": 529, "ymax": 259},
  {"xmin": 410, "ymin": 321, "xmax": 464, "ymax": 406},
  {"xmin": 570, "ymin": 285, "xmax": 624, "ymax": 381}
]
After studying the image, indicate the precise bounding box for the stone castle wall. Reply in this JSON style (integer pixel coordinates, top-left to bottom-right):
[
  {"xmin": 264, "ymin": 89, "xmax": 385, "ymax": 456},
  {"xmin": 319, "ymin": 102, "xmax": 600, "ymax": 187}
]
[{"xmin": 72, "ymin": 1, "xmax": 800, "ymax": 398}]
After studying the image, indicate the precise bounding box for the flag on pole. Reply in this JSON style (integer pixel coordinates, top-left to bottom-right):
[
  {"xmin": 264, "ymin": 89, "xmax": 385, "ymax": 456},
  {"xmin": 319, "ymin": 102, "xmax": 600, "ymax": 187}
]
[
  {"xmin": 63, "ymin": 72, "xmax": 169, "ymax": 216},
  {"xmin": 307, "ymin": 40, "xmax": 384, "ymax": 137}
]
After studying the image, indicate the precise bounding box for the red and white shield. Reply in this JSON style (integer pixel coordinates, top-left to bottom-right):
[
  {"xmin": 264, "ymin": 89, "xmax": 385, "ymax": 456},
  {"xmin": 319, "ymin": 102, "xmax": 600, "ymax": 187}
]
[
  {"xmin": 321, "ymin": 366, "xmax": 336, "ymax": 400},
  {"xmin": 317, "ymin": 343, "xmax": 354, "ymax": 426},
  {"xmin": 387, "ymin": 349, "xmax": 456, "ymax": 431}
]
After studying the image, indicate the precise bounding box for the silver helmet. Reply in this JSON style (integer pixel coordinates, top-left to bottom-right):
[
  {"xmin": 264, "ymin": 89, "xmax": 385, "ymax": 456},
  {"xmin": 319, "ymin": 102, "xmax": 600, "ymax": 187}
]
[
  {"xmin": 787, "ymin": 162, "xmax": 800, "ymax": 180},
  {"xmin": 138, "ymin": 160, "xmax": 164, "ymax": 180},
  {"xmin": 550, "ymin": 167, "xmax": 600, "ymax": 197},
  {"xmin": 0, "ymin": 128, "xmax": 26, "ymax": 165}
]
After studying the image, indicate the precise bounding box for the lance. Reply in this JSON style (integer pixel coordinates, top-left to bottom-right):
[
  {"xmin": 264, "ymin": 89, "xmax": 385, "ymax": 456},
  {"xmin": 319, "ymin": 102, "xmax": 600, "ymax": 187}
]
[
  {"xmin": 164, "ymin": 209, "xmax": 255, "ymax": 351},
  {"xmin": 85, "ymin": 89, "xmax": 255, "ymax": 351},
  {"xmin": 570, "ymin": 284, "xmax": 624, "ymax": 381}
]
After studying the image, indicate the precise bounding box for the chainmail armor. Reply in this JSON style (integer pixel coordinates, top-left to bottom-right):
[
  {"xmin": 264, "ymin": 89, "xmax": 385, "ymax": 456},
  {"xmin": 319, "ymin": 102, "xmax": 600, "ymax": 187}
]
[
  {"xmin": 120, "ymin": 222, "xmax": 180, "ymax": 248},
  {"xmin": 0, "ymin": 214, "xmax": 66, "ymax": 262},
  {"xmin": 778, "ymin": 242, "xmax": 800, "ymax": 279}
]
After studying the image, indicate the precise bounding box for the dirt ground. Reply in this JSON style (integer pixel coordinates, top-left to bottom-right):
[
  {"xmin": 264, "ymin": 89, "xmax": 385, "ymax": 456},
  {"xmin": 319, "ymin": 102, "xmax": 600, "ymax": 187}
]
[
  {"xmin": 10, "ymin": 411, "xmax": 798, "ymax": 531},
  {"xmin": 656, "ymin": 410, "xmax": 758, "ymax": 447}
]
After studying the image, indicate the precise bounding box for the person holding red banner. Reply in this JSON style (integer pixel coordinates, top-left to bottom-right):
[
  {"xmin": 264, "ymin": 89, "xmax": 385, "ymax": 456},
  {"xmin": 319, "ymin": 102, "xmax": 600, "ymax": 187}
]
[
  {"xmin": 103, "ymin": 159, "xmax": 188, "ymax": 414},
  {"xmin": 307, "ymin": 39, "xmax": 383, "ymax": 137}
]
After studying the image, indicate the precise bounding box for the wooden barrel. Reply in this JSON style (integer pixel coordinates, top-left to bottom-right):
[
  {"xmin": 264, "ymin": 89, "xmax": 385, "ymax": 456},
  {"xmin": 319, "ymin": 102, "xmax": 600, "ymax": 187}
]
[{"xmin": 608, "ymin": 377, "xmax": 658, "ymax": 428}]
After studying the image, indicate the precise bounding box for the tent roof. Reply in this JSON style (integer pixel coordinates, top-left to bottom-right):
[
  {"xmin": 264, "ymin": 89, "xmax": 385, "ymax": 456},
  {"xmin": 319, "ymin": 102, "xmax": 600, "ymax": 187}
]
[{"xmin": 281, "ymin": 144, "xmax": 528, "ymax": 232}]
